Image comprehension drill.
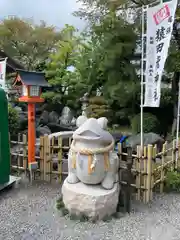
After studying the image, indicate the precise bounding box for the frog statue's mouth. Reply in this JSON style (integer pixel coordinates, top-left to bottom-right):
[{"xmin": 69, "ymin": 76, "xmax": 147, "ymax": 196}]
[
  {"xmin": 73, "ymin": 117, "xmax": 113, "ymax": 143},
  {"xmin": 77, "ymin": 130, "xmax": 101, "ymax": 140}
]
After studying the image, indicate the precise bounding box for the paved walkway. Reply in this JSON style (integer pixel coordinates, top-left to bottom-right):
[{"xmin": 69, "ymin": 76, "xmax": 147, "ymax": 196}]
[{"xmin": 0, "ymin": 181, "xmax": 180, "ymax": 240}]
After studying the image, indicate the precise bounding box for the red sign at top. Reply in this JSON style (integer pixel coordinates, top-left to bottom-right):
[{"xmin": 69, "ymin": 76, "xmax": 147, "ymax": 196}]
[{"xmin": 153, "ymin": 4, "xmax": 170, "ymax": 25}]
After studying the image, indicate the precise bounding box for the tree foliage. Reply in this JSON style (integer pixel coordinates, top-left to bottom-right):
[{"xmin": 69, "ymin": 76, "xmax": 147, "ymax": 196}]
[
  {"xmin": 43, "ymin": 25, "xmax": 87, "ymax": 111},
  {"xmin": 8, "ymin": 104, "xmax": 19, "ymax": 138},
  {"xmin": 1, "ymin": 1, "xmax": 179, "ymax": 136},
  {"xmin": 75, "ymin": 11, "xmax": 140, "ymax": 125},
  {"xmin": 78, "ymin": 12, "xmax": 138, "ymax": 91},
  {"xmin": 74, "ymin": 0, "xmax": 158, "ymax": 25},
  {"xmin": 75, "ymin": 0, "xmax": 180, "ymax": 134},
  {"xmin": 0, "ymin": 17, "xmax": 62, "ymax": 70},
  {"xmin": 131, "ymin": 112, "xmax": 160, "ymax": 134}
]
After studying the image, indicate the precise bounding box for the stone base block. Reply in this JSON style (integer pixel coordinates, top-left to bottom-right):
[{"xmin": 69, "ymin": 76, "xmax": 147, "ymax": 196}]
[
  {"xmin": 62, "ymin": 178, "xmax": 120, "ymax": 220},
  {"xmin": 28, "ymin": 162, "xmax": 38, "ymax": 170}
]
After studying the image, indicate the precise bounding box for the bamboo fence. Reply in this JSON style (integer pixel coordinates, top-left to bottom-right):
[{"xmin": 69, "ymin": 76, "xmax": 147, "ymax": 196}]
[
  {"xmin": 10, "ymin": 134, "xmax": 180, "ymax": 203},
  {"xmin": 10, "ymin": 133, "xmax": 72, "ymax": 183},
  {"xmin": 118, "ymin": 139, "xmax": 180, "ymax": 203}
]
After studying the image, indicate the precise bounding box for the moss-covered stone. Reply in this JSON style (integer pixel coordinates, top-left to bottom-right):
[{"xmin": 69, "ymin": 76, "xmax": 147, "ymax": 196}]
[
  {"xmin": 102, "ymin": 215, "xmax": 112, "ymax": 222},
  {"xmin": 79, "ymin": 213, "xmax": 89, "ymax": 222},
  {"xmin": 61, "ymin": 208, "xmax": 69, "ymax": 216},
  {"xmin": 56, "ymin": 201, "xmax": 65, "ymax": 210},
  {"xmin": 112, "ymin": 212, "xmax": 124, "ymax": 219},
  {"xmin": 69, "ymin": 213, "xmax": 79, "ymax": 220},
  {"xmin": 91, "ymin": 215, "xmax": 99, "ymax": 223},
  {"xmin": 56, "ymin": 197, "xmax": 65, "ymax": 210},
  {"xmin": 56, "ymin": 197, "xmax": 63, "ymax": 203}
]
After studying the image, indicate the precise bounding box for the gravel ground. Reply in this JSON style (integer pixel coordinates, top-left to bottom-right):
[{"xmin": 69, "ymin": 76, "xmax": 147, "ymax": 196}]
[{"xmin": 0, "ymin": 181, "xmax": 180, "ymax": 240}]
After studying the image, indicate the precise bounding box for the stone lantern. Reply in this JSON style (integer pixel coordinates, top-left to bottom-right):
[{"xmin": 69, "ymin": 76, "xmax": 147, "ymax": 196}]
[
  {"xmin": 80, "ymin": 92, "xmax": 89, "ymax": 117},
  {"xmin": 13, "ymin": 69, "xmax": 49, "ymax": 175}
]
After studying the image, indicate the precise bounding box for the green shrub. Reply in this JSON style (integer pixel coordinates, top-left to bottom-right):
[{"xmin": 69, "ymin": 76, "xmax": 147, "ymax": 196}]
[
  {"xmin": 61, "ymin": 208, "xmax": 69, "ymax": 216},
  {"xmin": 102, "ymin": 215, "xmax": 112, "ymax": 222},
  {"xmin": 69, "ymin": 213, "xmax": 79, "ymax": 220},
  {"xmin": 165, "ymin": 170, "xmax": 180, "ymax": 192},
  {"xmin": 8, "ymin": 104, "xmax": 19, "ymax": 138},
  {"xmin": 56, "ymin": 201, "xmax": 64, "ymax": 210},
  {"xmin": 87, "ymin": 96, "xmax": 111, "ymax": 119},
  {"xmin": 79, "ymin": 213, "xmax": 89, "ymax": 222},
  {"xmin": 131, "ymin": 112, "xmax": 160, "ymax": 134},
  {"xmin": 153, "ymin": 89, "xmax": 174, "ymax": 135}
]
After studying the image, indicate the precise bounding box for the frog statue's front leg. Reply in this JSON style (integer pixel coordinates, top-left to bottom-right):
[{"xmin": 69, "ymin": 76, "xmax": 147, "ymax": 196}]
[
  {"xmin": 67, "ymin": 149, "xmax": 80, "ymax": 184},
  {"xmin": 101, "ymin": 152, "xmax": 119, "ymax": 190}
]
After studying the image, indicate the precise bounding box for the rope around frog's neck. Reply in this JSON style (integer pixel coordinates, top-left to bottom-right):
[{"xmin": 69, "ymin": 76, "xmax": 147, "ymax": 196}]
[
  {"xmin": 70, "ymin": 138, "xmax": 115, "ymax": 174},
  {"xmin": 70, "ymin": 138, "xmax": 115, "ymax": 155}
]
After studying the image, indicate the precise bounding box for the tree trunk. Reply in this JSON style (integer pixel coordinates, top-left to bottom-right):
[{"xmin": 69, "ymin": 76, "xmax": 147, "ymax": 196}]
[
  {"xmin": 171, "ymin": 72, "xmax": 179, "ymax": 137},
  {"xmin": 171, "ymin": 15, "xmax": 180, "ymax": 137}
]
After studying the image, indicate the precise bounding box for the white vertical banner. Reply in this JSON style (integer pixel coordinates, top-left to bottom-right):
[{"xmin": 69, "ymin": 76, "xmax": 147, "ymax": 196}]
[
  {"xmin": 0, "ymin": 58, "xmax": 7, "ymax": 91},
  {"xmin": 144, "ymin": 0, "xmax": 178, "ymax": 107}
]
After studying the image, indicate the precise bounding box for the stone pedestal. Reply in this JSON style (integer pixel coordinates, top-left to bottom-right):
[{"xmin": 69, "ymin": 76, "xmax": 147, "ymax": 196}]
[{"xmin": 62, "ymin": 178, "xmax": 120, "ymax": 220}]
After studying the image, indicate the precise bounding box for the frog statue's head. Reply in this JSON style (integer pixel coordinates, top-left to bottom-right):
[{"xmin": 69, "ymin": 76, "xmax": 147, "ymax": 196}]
[{"xmin": 73, "ymin": 116, "xmax": 113, "ymax": 143}]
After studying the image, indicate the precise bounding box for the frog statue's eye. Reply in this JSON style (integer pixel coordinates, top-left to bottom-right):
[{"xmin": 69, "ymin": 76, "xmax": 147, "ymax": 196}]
[
  {"xmin": 97, "ymin": 117, "xmax": 108, "ymax": 130},
  {"xmin": 76, "ymin": 115, "xmax": 88, "ymax": 128}
]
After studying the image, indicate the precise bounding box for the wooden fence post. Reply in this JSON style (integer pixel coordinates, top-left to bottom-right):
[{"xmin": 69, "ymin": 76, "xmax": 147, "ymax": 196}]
[
  {"xmin": 22, "ymin": 134, "xmax": 27, "ymax": 171},
  {"xmin": 146, "ymin": 145, "xmax": 153, "ymax": 203},
  {"xmin": 117, "ymin": 142, "xmax": 122, "ymax": 185},
  {"xmin": 175, "ymin": 139, "xmax": 178, "ymax": 170},
  {"xmin": 151, "ymin": 145, "xmax": 156, "ymax": 201},
  {"xmin": 40, "ymin": 136, "xmax": 44, "ymax": 180},
  {"xmin": 58, "ymin": 136, "xmax": 63, "ymax": 183},
  {"xmin": 17, "ymin": 133, "xmax": 21, "ymax": 171},
  {"xmin": 116, "ymin": 142, "xmax": 122, "ymax": 212},
  {"xmin": 126, "ymin": 147, "xmax": 134, "ymax": 212},
  {"xmin": 136, "ymin": 146, "xmax": 141, "ymax": 201},
  {"xmin": 143, "ymin": 146, "xmax": 147, "ymax": 203},
  {"xmin": 118, "ymin": 143, "xmax": 122, "ymax": 162},
  {"xmin": 178, "ymin": 138, "xmax": 180, "ymax": 168},
  {"xmin": 117, "ymin": 143, "xmax": 134, "ymax": 213},
  {"xmin": 43, "ymin": 135, "xmax": 51, "ymax": 182},
  {"xmin": 160, "ymin": 142, "xmax": 166, "ymax": 193},
  {"xmin": 172, "ymin": 139, "xmax": 176, "ymax": 170},
  {"xmin": 69, "ymin": 137, "xmax": 72, "ymax": 148}
]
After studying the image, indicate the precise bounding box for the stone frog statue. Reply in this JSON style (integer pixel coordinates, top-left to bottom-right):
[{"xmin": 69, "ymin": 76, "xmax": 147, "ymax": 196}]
[{"xmin": 67, "ymin": 116, "xmax": 119, "ymax": 190}]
